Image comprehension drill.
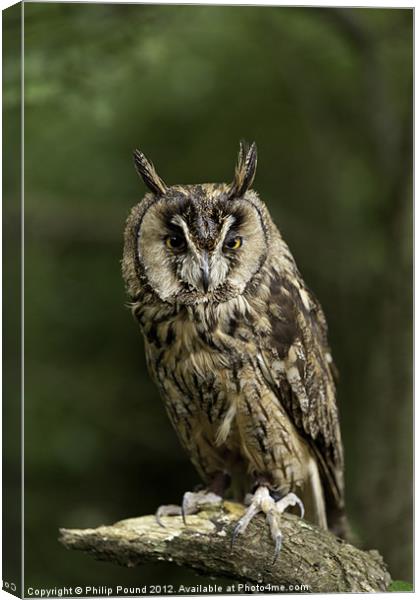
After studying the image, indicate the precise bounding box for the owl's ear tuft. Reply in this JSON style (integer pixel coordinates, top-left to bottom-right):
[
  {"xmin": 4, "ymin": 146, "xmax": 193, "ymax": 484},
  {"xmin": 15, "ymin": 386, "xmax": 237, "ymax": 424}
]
[
  {"xmin": 133, "ymin": 149, "xmax": 168, "ymax": 196},
  {"xmin": 230, "ymin": 140, "xmax": 258, "ymax": 197}
]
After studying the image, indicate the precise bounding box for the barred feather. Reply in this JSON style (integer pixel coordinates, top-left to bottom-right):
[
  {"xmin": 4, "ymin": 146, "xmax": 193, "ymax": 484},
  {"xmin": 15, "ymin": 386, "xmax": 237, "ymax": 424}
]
[
  {"xmin": 133, "ymin": 149, "xmax": 167, "ymax": 195},
  {"xmin": 230, "ymin": 140, "xmax": 258, "ymax": 197}
]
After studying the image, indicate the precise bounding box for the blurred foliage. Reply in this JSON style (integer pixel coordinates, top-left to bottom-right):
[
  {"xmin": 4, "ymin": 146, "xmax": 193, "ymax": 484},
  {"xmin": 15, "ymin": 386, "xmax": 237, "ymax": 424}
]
[
  {"xmin": 388, "ymin": 580, "xmax": 413, "ymax": 592},
  {"xmin": 4, "ymin": 2, "xmax": 412, "ymax": 589}
]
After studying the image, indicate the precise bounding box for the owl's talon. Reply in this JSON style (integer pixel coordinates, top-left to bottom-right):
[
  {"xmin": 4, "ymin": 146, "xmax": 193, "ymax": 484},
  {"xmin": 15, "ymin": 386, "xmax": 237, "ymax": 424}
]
[
  {"xmin": 155, "ymin": 504, "xmax": 182, "ymax": 527},
  {"xmin": 272, "ymin": 533, "xmax": 283, "ymax": 565},
  {"xmin": 232, "ymin": 486, "xmax": 304, "ymax": 562},
  {"xmin": 181, "ymin": 491, "xmax": 194, "ymax": 525},
  {"xmin": 181, "ymin": 496, "xmax": 188, "ymax": 525},
  {"xmin": 276, "ymin": 492, "xmax": 305, "ymax": 519},
  {"xmin": 230, "ymin": 521, "xmax": 242, "ymax": 551}
]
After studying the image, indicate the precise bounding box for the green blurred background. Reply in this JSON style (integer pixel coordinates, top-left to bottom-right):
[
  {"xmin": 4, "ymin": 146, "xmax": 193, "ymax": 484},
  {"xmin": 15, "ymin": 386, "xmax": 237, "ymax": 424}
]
[{"xmin": 5, "ymin": 2, "xmax": 413, "ymax": 590}]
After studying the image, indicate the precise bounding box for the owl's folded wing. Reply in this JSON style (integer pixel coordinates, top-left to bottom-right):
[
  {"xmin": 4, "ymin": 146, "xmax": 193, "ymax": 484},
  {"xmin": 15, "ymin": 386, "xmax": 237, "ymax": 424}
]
[{"xmin": 258, "ymin": 273, "xmax": 344, "ymax": 511}]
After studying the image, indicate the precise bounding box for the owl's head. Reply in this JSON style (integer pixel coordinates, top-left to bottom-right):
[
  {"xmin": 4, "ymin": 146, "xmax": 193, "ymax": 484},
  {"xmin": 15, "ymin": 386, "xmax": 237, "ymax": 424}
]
[{"xmin": 123, "ymin": 141, "xmax": 273, "ymax": 305}]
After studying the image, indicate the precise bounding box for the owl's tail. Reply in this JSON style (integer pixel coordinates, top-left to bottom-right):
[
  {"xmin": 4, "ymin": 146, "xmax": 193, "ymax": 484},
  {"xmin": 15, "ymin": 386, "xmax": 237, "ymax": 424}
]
[
  {"xmin": 308, "ymin": 444, "xmax": 353, "ymax": 541},
  {"xmin": 305, "ymin": 454, "xmax": 353, "ymax": 542}
]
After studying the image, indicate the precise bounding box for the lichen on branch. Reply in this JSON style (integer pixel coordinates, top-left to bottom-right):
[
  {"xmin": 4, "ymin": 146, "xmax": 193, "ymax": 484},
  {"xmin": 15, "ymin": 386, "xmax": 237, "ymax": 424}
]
[{"xmin": 59, "ymin": 501, "xmax": 391, "ymax": 593}]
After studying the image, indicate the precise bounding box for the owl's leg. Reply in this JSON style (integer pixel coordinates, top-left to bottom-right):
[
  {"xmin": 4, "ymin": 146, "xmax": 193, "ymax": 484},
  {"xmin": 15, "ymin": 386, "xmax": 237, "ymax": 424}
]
[
  {"xmin": 231, "ymin": 486, "xmax": 304, "ymax": 563},
  {"xmin": 155, "ymin": 472, "xmax": 229, "ymax": 527}
]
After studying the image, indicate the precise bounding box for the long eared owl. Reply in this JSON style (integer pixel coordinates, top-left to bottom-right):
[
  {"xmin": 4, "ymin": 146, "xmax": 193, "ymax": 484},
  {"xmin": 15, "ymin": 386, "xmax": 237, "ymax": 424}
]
[{"xmin": 122, "ymin": 141, "xmax": 347, "ymax": 554}]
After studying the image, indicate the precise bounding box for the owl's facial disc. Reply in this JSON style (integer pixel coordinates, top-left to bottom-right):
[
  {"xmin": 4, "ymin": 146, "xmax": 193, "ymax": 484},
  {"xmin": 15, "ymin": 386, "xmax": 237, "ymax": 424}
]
[{"xmin": 137, "ymin": 185, "xmax": 268, "ymax": 304}]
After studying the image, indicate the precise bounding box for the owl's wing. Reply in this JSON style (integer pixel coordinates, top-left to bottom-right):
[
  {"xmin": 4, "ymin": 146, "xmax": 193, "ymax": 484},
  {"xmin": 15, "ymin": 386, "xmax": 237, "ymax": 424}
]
[{"xmin": 259, "ymin": 272, "xmax": 344, "ymax": 514}]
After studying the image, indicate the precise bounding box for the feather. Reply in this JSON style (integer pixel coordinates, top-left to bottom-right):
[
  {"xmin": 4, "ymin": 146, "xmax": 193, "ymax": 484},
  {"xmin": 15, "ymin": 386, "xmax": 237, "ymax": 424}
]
[
  {"xmin": 133, "ymin": 149, "xmax": 167, "ymax": 195},
  {"xmin": 260, "ymin": 270, "xmax": 346, "ymax": 533},
  {"xmin": 229, "ymin": 140, "xmax": 258, "ymax": 197}
]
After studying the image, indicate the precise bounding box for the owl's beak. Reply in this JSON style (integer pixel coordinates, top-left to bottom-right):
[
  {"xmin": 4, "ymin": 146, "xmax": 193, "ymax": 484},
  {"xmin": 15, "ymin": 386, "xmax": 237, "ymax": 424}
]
[{"xmin": 201, "ymin": 251, "xmax": 210, "ymax": 293}]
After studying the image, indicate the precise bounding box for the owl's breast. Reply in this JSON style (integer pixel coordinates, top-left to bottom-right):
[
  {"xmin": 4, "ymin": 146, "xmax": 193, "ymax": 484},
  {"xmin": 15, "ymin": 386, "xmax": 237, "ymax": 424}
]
[
  {"xmin": 140, "ymin": 299, "xmax": 311, "ymax": 494},
  {"xmin": 142, "ymin": 305, "xmax": 250, "ymax": 447}
]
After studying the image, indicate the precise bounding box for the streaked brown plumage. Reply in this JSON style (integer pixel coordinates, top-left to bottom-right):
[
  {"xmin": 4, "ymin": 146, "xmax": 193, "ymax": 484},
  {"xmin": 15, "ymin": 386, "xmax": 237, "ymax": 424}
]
[{"xmin": 122, "ymin": 141, "xmax": 347, "ymax": 542}]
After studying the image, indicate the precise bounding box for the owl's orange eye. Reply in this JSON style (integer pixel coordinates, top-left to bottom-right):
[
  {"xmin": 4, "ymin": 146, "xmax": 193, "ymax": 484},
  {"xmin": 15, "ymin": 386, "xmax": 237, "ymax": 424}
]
[
  {"xmin": 165, "ymin": 234, "xmax": 186, "ymax": 251},
  {"xmin": 224, "ymin": 236, "xmax": 242, "ymax": 251}
]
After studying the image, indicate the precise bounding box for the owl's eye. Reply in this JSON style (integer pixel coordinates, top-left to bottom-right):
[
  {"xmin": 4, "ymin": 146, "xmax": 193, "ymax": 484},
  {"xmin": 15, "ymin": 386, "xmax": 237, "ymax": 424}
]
[
  {"xmin": 224, "ymin": 236, "xmax": 242, "ymax": 251},
  {"xmin": 165, "ymin": 233, "xmax": 186, "ymax": 251}
]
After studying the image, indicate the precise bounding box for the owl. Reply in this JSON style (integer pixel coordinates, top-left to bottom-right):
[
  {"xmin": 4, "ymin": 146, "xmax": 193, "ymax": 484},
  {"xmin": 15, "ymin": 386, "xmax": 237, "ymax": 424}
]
[{"xmin": 122, "ymin": 141, "xmax": 347, "ymax": 558}]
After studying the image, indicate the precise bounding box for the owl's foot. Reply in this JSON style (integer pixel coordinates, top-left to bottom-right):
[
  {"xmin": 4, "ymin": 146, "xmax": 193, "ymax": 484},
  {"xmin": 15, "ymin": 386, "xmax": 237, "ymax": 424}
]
[
  {"xmin": 155, "ymin": 490, "xmax": 223, "ymax": 527},
  {"xmin": 231, "ymin": 486, "xmax": 304, "ymax": 563},
  {"xmin": 155, "ymin": 504, "xmax": 182, "ymax": 527}
]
